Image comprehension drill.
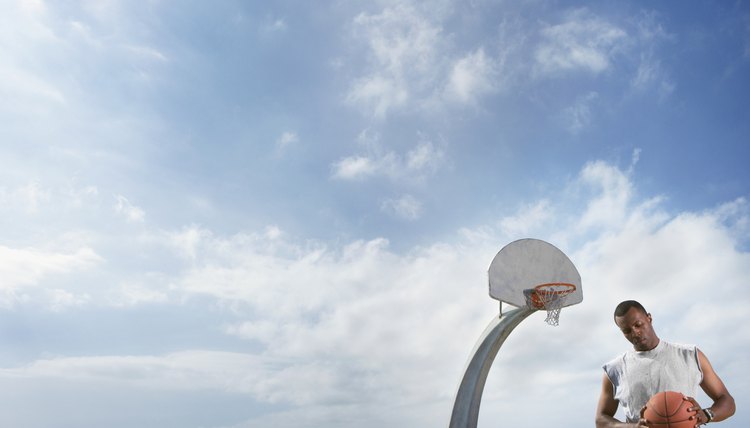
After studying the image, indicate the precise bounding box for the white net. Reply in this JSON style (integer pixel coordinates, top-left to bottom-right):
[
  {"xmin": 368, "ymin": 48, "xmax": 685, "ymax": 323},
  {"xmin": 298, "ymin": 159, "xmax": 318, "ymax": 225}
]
[{"xmin": 528, "ymin": 284, "xmax": 575, "ymax": 326}]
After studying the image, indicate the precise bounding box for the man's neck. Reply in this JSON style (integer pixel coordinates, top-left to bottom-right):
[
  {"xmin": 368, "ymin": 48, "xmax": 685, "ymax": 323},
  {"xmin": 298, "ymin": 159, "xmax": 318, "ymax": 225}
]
[{"xmin": 636, "ymin": 338, "xmax": 660, "ymax": 352}]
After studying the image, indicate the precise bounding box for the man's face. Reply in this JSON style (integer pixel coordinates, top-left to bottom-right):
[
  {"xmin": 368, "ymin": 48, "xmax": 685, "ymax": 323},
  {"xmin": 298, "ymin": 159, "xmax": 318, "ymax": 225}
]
[{"xmin": 615, "ymin": 307, "xmax": 658, "ymax": 351}]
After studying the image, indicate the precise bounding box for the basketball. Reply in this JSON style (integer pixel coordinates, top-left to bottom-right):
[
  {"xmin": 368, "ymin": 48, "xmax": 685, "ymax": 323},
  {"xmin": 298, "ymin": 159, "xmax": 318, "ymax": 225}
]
[{"xmin": 644, "ymin": 391, "xmax": 696, "ymax": 428}]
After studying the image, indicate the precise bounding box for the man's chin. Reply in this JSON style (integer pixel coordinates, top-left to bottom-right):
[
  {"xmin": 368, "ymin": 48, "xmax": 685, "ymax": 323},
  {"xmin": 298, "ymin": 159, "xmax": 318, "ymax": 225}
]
[{"xmin": 633, "ymin": 341, "xmax": 656, "ymax": 351}]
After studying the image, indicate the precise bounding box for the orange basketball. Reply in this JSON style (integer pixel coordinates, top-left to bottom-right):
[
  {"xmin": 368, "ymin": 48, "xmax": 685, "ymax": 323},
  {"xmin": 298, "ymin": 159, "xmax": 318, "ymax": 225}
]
[{"xmin": 644, "ymin": 391, "xmax": 696, "ymax": 428}]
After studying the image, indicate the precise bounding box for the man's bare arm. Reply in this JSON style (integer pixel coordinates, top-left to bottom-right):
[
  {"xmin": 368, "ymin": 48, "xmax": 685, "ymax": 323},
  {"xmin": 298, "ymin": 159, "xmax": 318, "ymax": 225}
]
[
  {"xmin": 695, "ymin": 349, "xmax": 736, "ymax": 422},
  {"xmin": 595, "ymin": 374, "xmax": 645, "ymax": 428}
]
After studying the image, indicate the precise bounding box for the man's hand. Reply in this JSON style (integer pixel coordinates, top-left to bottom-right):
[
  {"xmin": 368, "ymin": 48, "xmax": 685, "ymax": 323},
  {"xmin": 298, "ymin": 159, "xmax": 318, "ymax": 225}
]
[
  {"xmin": 637, "ymin": 405, "xmax": 649, "ymax": 427},
  {"xmin": 685, "ymin": 396, "xmax": 707, "ymax": 426}
]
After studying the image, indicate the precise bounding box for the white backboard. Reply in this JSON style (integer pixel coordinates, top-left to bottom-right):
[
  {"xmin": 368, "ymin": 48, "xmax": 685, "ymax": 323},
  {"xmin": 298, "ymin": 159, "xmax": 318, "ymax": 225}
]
[{"xmin": 488, "ymin": 238, "xmax": 582, "ymax": 308}]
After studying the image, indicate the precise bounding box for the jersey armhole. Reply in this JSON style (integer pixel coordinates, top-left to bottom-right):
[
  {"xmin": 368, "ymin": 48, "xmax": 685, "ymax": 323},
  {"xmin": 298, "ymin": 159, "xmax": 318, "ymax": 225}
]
[{"xmin": 694, "ymin": 346, "xmax": 704, "ymax": 383}]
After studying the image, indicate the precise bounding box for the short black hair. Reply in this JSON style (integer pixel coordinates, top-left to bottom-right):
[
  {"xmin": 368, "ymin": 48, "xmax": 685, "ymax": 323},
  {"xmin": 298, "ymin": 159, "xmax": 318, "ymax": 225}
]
[{"xmin": 614, "ymin": 300, "xmax": 647, "ymax": 320}]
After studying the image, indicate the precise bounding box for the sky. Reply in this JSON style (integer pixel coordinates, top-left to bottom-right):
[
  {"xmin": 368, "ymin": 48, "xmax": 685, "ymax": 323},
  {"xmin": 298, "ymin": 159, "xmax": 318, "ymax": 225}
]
[{"xmin": 0, "ymin": 0, "xmax": 749, "ymax": 427}]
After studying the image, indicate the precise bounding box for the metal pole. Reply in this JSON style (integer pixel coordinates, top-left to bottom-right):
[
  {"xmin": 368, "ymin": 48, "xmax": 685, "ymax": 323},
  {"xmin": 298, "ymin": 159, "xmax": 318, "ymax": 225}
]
[{"xmin": 449, "ymin": 306, "xmax": 535, "ymax": 428}]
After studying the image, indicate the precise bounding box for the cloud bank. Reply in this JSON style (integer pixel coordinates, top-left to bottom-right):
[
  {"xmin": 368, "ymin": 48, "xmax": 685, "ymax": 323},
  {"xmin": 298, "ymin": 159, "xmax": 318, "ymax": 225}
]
[{"xmin": 1, "ymin": 160, "xmax": 747, "ymax": 427}]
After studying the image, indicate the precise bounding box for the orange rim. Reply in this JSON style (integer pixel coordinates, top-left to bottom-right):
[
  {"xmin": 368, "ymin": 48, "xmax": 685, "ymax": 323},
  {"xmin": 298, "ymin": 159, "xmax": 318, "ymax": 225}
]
[{"xmin": 530, "ymin": 283, "xmax": 576, "ymax": 309}]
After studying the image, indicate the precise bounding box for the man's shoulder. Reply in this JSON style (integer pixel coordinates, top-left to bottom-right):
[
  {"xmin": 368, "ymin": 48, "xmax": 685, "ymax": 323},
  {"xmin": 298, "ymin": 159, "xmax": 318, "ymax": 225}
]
[
  {"xmin": 662, "ymin": 341, "xmax": 698, "ymax": 353},
  {"xmin": 603, "ymin": 352, "xmax": 627, "ymax": 371}
]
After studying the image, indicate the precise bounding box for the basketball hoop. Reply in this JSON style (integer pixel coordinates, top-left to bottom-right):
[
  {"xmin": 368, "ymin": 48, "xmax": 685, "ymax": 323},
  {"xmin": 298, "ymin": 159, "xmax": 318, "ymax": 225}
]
[{"xmin": 526, "ymin": 283, "xmax": 576, "ymax": 326}]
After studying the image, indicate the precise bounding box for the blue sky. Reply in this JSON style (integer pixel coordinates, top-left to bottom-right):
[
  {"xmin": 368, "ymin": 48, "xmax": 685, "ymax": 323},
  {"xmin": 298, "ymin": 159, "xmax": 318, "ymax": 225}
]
[{"xmin": 0, "ymin": 1, "xmax": 748, "ymax": 427}]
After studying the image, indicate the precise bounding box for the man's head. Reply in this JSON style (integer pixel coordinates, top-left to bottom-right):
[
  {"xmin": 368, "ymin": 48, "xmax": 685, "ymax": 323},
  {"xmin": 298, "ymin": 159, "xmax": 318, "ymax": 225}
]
[{"xmin": 614, "ymin": 300, "xmax": 659, "ymax": 351}]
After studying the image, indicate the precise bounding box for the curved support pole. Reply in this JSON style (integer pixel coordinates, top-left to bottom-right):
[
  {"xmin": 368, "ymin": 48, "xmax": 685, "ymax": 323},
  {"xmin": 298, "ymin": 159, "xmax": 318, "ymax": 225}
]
[{"xmin": 449, "ymin": 306, "xmax": 535, "ymax": 428}]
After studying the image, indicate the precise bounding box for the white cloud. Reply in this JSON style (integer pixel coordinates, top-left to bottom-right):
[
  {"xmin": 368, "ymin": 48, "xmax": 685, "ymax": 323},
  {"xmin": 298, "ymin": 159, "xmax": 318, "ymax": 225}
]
[
  {"xmin": 713, "ymin": 197, "xmax": 750, "ymax": 239},
  {"xmin": 347, "ymin": 75, "xmax": 409, "ymax": 117},
  {"xmin": 0, "ymin": 350, "xmax": 265, "ymax": 394},
  {"xmin": 346, "ymin": 5, "xmax": 444, "ymax": 117},
  {"xmin": 331, "ymin": 155, "xmax": 379, "ymax": 180},
  {"xmin": 535, "ymin": 9, "xmax": 627, "ymax": 75},
  {"xmin": 562, "ymin": 91, "xmax": 599, "ymax": 133},
  {"xmin": 0, "ymin": 2, "xmax": 746, "ymax": 425},
  {"xmin": 124, "ymin": 44, "xmax": 168, "ymax": 62},
  {"xmin": 0, "ymin": 0, "xmax": 157, "ymax": 116},
  {"xmin": 260, "ymin": 16, "xmax": 288, "ymax": 36},
  {"xmin": 343, "ymin": 5, "xmax": 678, "ymax": 114},
  {"xmin": 225, "ymin": 320, "xmax": 278, "ymax": 343},
  {"xmin": 629, "ymin": 48, "xmax": 675, "ymax": 101},
  {"xmin": 380, "ymin": 194, "xmax": 423, "ymax": 220},
  {"xmin": 499, "ymin": 200, "xmax": 553, "ymax": 236},
  {"xmin": 621, "ymin": 11, "xmax": 676, "ymax": 99},
  {"xmin": 165, "ymin": 225, "xmax": 212, "ymax": 260},
  {"xmin": 405, "ymin": 139, "xmax": 445, "ymax": 172},
  {"xmin": 122, "ymin": 165, "xmax": 750, "ymax": 425},
  {"xmin": 631, "ymin": 52, "xmax": 662, "ymax": 89},
  {"xmin": 275, "ymin": 131, "xmax": 298, "ymax": 151},
  {"xmin": 0, "ymin": 245, "xmax": 102, "ymax": 305},
  {"xmin": 264, "ymin": 225, "xmax": 283, "ymax": 240},
  {"xmin": 0, "ymin": 182, "xmax": 51, "ymax": 214},
  {"xmin": 353, "ymin": 5, "xmax": 441, "ymax": 80},
  {"xmin": 1, "ymin": 160, "xmax": 748, "ymax": 427},
  {"xmin": 115, "ymin": 195, "xmax": 145, "ymax": 223},
  {"xmin": 0, "ymin": 63, "xmax": 67, "ymax": 111},
  {"xmin": 0, "ymin": 350, "xmax": 388, "ymax": 410},
  {"xmin": 113, "ymin": 281, "xmax": 169, "ymax": 306},
  {"xmin": 0, "ymin": 182, "xmax": 102, "ymax": 218},
  {"xmin": 0, "ymin": 0, "xmax": 64, "ymax": 110},
  {"xmin": 628, "ymin": 148, "xmax": 642, "ymax": 174},
  {"xmin": 444, "ymin": 48, "xmax": 499, "ymax": 104},
  {"xmin": 575, "ymin": 160, "xmax": 645, "ymax": 233},
  {"xmin": 344, "ymin": 5, "xmax": 519, "ymax": 116},
  {"xmin": 47, "ymin": 288, "xmax": 91, "ymax": 311},
  {"xmin": 66, "ymin": 183, "xmax": 99, "ymax": 206},
  {"xmin": 331, "ymin": 136, "xmax": 445, "ymax": 182}
]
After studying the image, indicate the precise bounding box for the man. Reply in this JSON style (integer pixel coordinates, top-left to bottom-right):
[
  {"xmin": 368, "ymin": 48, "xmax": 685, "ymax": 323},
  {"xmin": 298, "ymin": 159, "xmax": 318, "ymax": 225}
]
[{"xmin": 595, "ymin": 300, "xmax": 735, "ymax": 427}]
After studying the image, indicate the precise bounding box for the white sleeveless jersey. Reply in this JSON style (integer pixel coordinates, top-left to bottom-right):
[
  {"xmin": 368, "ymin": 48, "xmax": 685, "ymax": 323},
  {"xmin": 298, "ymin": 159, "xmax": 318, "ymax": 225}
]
[{"xmin": 603, "ymin": 341, "xmax": 703, "ymax": 422}]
